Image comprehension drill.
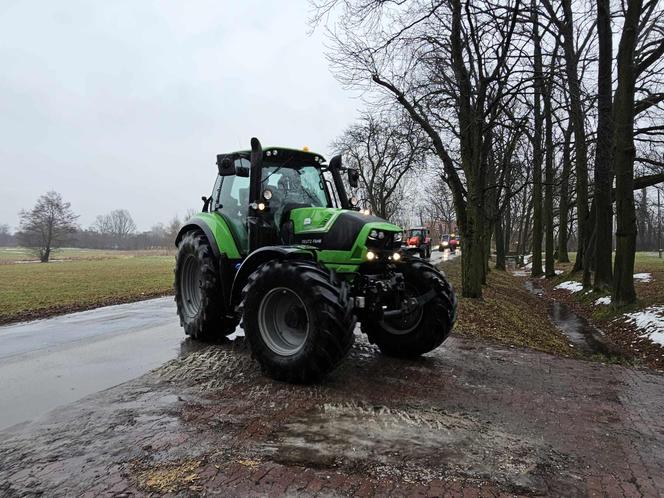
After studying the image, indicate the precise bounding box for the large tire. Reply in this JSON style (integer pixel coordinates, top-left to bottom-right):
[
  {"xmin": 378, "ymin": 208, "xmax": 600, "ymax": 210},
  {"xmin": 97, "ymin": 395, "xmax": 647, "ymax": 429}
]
[
  {"xmin": 174, "ymin": 230, "xmax": 238, "ymax": 340},
  {"xmin": 241, "ymin": 260, "xmax": 355, "ymax": 383},
  {"xmin": 362, "ymin": 259, "xmax": 456, "ymax": 358}
]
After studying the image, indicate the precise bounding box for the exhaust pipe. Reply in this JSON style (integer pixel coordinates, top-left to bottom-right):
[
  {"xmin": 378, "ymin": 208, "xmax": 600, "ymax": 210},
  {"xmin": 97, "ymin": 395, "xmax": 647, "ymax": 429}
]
[
  {"xmin": 248, "ymin": 137, "xmax": 264, "ymax": 251},
  {"xmin": 328, "ymin": 154, "xmax": 350, "ymax": 209}
]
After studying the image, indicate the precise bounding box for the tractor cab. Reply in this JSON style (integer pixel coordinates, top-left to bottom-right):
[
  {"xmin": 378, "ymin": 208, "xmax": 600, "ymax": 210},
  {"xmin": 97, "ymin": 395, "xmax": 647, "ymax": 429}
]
[{"xmin": 212, "ymin": 140, "xmax": 360, "ymax": 255}]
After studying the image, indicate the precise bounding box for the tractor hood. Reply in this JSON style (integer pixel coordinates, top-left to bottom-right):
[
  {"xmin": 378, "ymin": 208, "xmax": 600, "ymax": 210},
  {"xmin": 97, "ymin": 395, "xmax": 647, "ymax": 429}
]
[{"xmin": 288, "ymin": 207, "xmax": 402, "ymax": 251}]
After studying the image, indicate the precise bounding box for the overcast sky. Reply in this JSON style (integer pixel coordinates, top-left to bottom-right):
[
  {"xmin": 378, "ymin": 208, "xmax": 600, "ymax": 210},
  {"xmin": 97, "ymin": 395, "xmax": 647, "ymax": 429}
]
[{"xmin": 0, "ymin": 0, "xmax": 359, "ymax": 230}]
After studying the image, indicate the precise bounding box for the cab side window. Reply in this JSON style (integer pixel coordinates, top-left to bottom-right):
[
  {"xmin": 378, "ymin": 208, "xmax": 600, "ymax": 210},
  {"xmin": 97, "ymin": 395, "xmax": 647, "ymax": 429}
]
[
  {"xmin": 210, "ymin": 175, "xmax": 222, "ymax": 211},
  {"xmin": 217, "ymin": 168, "xmax": 250, "ymax": 253}
]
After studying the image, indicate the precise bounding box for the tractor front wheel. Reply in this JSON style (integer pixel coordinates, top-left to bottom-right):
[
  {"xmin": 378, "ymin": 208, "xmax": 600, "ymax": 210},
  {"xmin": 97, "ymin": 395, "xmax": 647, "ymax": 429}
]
[
  {"xmin": 174, "ymin": 230, "xmax": 238, "ymax": 340},
  {"xmin": 362, "ymin": 260, "xmax": 456, "ymax": 358},
  {"xmin": 242, "ymin": 260, "xmax": 355, "ymax": 383}
]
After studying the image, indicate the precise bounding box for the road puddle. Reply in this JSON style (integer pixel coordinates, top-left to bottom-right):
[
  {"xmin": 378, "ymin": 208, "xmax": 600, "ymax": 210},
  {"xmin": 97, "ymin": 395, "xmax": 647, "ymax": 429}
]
[
  {"xmin": 263, "ymin": 402, "xmax": 563, "ymax": 493},
  {"xmin": 525, "ymin": 280, "xmax": 618, "ymax": 356}
]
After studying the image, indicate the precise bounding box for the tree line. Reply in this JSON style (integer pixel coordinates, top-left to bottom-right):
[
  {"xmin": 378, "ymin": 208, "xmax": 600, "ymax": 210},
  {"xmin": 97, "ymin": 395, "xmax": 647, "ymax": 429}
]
[
  {"xmin": 319, "ymin": 0, "xmax": 664, "ymax": 305},
  {"xmin": 3, "ymin": 191, "xmax": 194, "ymax": 261}
]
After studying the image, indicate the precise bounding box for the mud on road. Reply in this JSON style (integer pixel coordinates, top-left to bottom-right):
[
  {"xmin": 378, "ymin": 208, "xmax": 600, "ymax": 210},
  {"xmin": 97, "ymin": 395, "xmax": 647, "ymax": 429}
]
[{"xmin": 1, "ymin": 333, "xmax": 664, "ymax": 497}]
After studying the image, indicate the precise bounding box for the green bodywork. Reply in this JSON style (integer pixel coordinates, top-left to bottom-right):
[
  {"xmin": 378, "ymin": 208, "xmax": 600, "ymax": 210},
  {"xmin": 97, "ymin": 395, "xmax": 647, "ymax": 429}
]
[
  {"xmin": 186, "ymin": 212, "xmax": 243, "ymax": 259},
  {"xmin": 288, "ymin": 207, "xmax": 401, "ymax": 273},
  {"xmin": 186, "ymin": 207, "xmax": 402, "ymax": 274}
]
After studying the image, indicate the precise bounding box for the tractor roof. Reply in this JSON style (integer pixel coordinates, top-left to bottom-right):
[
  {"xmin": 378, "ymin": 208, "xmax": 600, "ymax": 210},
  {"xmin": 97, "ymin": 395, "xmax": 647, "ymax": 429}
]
[{"xmin": 223, "ymin": 146, "xmax": 326, "ymax": 165}]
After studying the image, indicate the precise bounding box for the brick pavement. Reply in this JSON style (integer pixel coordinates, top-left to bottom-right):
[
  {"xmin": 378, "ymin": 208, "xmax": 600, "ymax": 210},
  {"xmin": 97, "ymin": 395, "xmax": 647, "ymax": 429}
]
[{"xmin": 1, "ymin": 335, "xmax": 663, "ymax": 497}]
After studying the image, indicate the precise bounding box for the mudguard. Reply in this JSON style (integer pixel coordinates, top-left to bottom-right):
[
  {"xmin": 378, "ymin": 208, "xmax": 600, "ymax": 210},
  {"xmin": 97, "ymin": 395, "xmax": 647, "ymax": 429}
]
[
  {"xmin": 175, "ymin": 213, "xmax": 242, "ymax": 259},
  {"xmin": 230, "ymin": 246, "xmax": 316, "ymax": 306}
]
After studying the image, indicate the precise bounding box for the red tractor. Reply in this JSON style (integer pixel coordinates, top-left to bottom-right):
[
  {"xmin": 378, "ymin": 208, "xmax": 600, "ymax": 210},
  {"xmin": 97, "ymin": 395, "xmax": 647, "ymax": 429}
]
[{"xmin": 402, "ymin": 227, "xmax": 431, "ymax": 259}]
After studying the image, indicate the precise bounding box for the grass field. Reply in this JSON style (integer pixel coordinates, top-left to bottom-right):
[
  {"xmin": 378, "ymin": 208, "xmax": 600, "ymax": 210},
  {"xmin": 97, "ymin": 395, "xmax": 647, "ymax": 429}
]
[
  {"xmin": 0, "ymin": 247, "xmax": 173, "ymax": 263},
  {"xmin": 0, "ymin": 248, "xmax": 174, "ymax": 324}
]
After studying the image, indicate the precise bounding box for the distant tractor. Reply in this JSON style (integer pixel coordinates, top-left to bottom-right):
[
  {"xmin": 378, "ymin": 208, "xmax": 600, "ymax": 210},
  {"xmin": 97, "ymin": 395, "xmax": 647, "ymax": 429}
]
[
  {"xmin": 402, "ymin": 227, "xmax": 432, "ymax": 259},
  {"xmin": 173, "ymin": 138, "xmax": 456, "ymax": 383},
  {"xmin": 439, "ymin": 234, "xmax": 451, "ymax": 252},
  {"xmin": 439, "ymin": 233, "xmax": 459, "ymax": 254}
]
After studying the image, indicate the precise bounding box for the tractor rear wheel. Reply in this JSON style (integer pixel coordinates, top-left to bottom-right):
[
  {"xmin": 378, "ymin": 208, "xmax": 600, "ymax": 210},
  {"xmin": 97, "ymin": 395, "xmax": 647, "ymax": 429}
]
[
  {"xmin": 174, "ymin": 230, "xmax": 237, "ymax": 340},
  {"xmin": 241, "ymin": 260, "xmax": 355, "ymax": 383},
  {"xmin": 362, "ymin": 260, "xmax": 456, "ymax": 358}
]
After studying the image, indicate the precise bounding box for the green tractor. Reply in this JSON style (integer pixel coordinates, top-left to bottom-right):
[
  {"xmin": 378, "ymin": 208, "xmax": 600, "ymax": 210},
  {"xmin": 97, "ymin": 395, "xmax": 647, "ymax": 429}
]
[{"xmin": 174, "ymin": 138, "xmax": 456, "ymax": 383}]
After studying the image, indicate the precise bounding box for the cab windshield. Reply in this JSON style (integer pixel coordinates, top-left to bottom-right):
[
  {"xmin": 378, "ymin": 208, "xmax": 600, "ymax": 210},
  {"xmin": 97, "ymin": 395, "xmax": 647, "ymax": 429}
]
[{"xmin": 261, "ymin": 162, "xmax": 330, "ymax": 208}]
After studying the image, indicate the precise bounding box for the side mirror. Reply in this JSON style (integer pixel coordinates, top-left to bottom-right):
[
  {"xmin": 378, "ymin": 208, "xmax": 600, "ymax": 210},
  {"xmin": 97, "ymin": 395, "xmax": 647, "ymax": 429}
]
[
  {"xmin": 216, "ymin": 155, "xmax": 235, "ymax": 176},
  {"xmin": 348, "ymin": 168, "xmax": 360, "ymax": 188}
]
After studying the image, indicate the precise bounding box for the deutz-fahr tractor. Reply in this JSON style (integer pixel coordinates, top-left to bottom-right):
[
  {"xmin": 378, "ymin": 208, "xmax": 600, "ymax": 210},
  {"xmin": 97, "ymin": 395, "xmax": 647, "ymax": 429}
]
[{"xmin": 174, "ymin": 138, "xmax": 456, "ymax": 383}]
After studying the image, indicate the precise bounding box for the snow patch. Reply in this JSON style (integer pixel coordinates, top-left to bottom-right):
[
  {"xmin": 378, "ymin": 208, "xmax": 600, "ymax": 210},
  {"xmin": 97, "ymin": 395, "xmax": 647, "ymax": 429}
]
[
  {"xmin": 511, "ymin": 270, "xmax": 529, "ymax": 277},
  {"xmin": 555, "ymin": 269, "xmax": 564, "ymax": 275},
  {"xmin": 633, "ymin": 273, "xmax": 653, "ymax": 283},
  {"xmin": 594, "ymin": 296, "xmax": 611, "ymax": 306},
  {"xmin": 623, "ymin": 306, "xmax": 664, "ymax": 347},
  {"xmin": 554, "ymin": 281, "xmax": 584, "ymax": 293}
]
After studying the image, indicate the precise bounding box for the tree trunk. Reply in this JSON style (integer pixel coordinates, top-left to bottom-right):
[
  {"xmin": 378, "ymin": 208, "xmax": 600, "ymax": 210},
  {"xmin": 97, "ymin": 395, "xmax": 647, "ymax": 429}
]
[
  {"xmin": 544, "ymin": 75, "xmax": 555, "ymax": 278},
  {"xmin": 637, "ymin": 187, "xmax": 648, "ymax": 250},
  {"xmin": 484, "ymin": 220, "xmax": 493, "ymax": 281},
  {"xmin": 593, "ymin": 0, "xmax": 615, "ymax": 291},
  {"xmin": 462, "ymin": 202, "xmax": 485, "ymax": 298},
  {"xmin": 504, "ymin": 203, "xmax": 512, "ymax": 254},
  {"xmin": 495, "ymin": 217, "xmax": 506, "ymax": 270},
  {"xmin": 559, "ymin": 0, "xmax": 590, "ymax": 276},
  {"xmin": 558, "ymin": 126, "xmax": 572, "ymax": 263},
  {"xmin": 531, "ymin": 0, "xmax": 544, "ymax": 277},
  {"xmin": 613, "ymin": 0, "xmax": 642, "ymax": 306},
  {"xmin": 450, "ymin": 0, "xmax": 487, "ymax": 298}
]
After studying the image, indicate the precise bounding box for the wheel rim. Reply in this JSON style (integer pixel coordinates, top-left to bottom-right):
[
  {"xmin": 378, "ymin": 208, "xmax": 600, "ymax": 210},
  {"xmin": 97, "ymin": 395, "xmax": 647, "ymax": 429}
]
[
  {"xmin": 380, "ymin": 284, "xmax": 424, "ymax": 335},
  {"xmin": 258, "ymin": 287, "xmax": 309, "ymax": 356},
  {"xmin": 181, "ymin": 253, "xmax": 202, "ymax": 318}
]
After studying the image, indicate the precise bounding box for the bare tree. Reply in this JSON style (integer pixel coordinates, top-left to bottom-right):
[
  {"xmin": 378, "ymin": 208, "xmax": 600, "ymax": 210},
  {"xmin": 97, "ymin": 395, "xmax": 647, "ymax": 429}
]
[
  {"xmin": 0, "ymin": 224, "xmax": 15, "ymax": 246},
  {"xmin": 316, "ymin": 0, "xmax": 526, "ymax": 297},
  {"xmin": 614, "ymin": 0, "xmax": 645, "ymax": 305},
  {"xmin": 541, "ymin": 0, "xmax": 592, "ymax": 282},
  {"xmin": 17, "ymin": 191, "xmax": 78, "ymax": 262},
  {"xmin": 530, "ymin": 0, "xmax": 544, "ymax": 278},
  {"xmin": 109, "ymin": 209, "xmax": 136, "ymax": 242},
  {"xmin": 332, "ymin": 112, "xmax": 427, "ymax": 220},
  {"xmin": 93, "ymin": 209, "xmax": 136, "ymax": 248},
  {"xmin": 592, "ymin": 0, "xmax": 615, "ymax": 292},
  {"xmin": 166, "ymin": 216, "xmax": 182, "ymax": 242}
]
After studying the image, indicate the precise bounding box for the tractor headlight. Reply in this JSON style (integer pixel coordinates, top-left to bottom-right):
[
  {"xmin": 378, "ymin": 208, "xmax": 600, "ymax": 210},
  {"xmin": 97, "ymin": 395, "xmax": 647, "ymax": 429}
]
[
  {"xmin": 366, "ymin": 250, "xmax": 376, "ymax": 261},
  {"xmin": 392, "ymin": 252, "xmax": 401, "ymax": 261},
  {"xmin": 368, "ymin": 229, "xmax": 386, "ymax": 241},
  {"xmin": 262, "ymin": 189, "xmax": 273, "ymax": 200},
  {"xmin": 442, "ymin": 241, "xmax": 449, "ymax": 247},
  {"xmin": 350, "ymin": 195, "xmax": 359, "ymax": 207}
]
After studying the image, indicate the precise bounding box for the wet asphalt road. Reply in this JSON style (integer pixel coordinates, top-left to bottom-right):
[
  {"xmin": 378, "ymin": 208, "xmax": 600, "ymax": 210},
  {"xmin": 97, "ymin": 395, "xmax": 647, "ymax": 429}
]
[
  {"xmin": 0, "ymin": 249, "xmax": 455, "ymax": 431},
  {"xmin": 0, "ymin": 298, "xmax": 182, "ymax": 430}
]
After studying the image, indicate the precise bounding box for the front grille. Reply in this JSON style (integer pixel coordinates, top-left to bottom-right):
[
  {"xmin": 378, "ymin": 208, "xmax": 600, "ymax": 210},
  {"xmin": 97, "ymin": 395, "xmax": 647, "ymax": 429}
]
[{"xmin": 365, "ymin": 231, "xmax": 400, "ymax": 250}]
